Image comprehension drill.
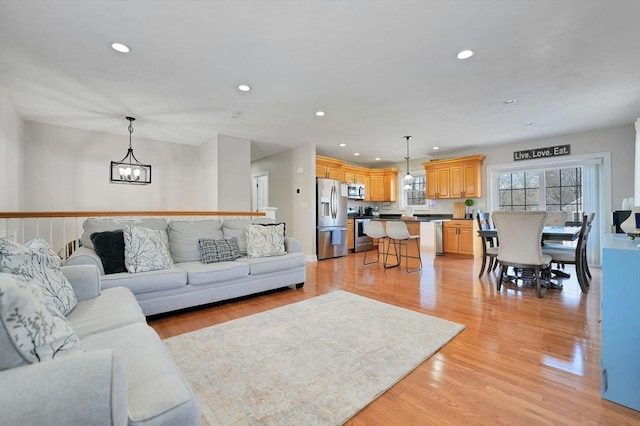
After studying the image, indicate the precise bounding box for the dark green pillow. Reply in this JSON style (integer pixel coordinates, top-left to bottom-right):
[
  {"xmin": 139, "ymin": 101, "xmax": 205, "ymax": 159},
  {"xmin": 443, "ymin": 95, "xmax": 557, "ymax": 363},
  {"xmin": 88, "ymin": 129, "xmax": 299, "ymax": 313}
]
[{"xmin": 90, "ymin": 230, "xmax": 126, "ymax": 274}]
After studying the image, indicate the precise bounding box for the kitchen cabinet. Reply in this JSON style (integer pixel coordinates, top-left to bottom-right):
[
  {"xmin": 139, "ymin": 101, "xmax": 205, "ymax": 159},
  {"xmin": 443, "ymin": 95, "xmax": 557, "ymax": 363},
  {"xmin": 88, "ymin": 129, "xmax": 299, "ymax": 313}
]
[
  {"xmin": 316, "ymin": 156, "xmax": 343, "ymax": 179},
  {"xmin": 383, "ymin": 171, "xmax": 397, "ymax": 202},
  {"xmin": 347, "ymin": 218, "xmax": 355, "ymax": 251},
  {"xmin": 369, "ymin": 174, "xmax": 385, "ymax": 201},
  {"xmin": 423, "ymin": 154, "xmax": 485, "ymax": 199},
  {"xmin": 601, "ymin": 234, "xmax": 640, "ymax": 411},
  {"xmin": 443, "ymin": 219, "xmax": 481, "ymax": 257}
]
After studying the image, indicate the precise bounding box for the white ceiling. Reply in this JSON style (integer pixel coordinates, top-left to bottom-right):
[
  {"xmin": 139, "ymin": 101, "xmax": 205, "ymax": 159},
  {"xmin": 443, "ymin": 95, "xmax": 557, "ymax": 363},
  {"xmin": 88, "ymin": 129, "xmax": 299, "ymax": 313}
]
[{"xmin": 1, "ymin": 0, "xmax": 639, "ymax": 166}]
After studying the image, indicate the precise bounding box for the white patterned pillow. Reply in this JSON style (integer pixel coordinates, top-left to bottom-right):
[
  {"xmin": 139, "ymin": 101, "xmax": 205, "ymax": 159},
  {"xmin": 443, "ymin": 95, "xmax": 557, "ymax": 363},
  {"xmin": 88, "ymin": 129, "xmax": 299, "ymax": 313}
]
[
  {"xmin": 0, "ymin": 238, "xmax": 77, "ymax": 315},
  {"xmin": 246, "ymin": 223, "xmax": 286, "ymax": 258},
  {"xmin": 123, "ymin": 225, "xmax": 173, "ymax": 273},
  {"xmin": 0, "ymin": 273, "xmax": 81, "ymax": 370}
]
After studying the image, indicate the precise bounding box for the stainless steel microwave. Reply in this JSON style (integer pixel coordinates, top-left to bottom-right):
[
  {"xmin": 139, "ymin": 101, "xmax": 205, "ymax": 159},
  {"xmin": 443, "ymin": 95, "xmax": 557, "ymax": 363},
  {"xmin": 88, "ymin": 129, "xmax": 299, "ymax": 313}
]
[{"xmin": 347, "ymin": 183, "xmax": 365, "ymax": 200}]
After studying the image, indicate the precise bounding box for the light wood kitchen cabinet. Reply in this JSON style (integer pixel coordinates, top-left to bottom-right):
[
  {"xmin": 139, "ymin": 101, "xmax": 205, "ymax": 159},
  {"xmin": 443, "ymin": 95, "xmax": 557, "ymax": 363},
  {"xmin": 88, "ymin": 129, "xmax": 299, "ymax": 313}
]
[
  {"xmin": 423, "ymin": 154, "xmax": 485, "ymax": 199},
  {"xmin": 347, "ymin": 218, "xmax": 354, "ymax": 250},
  {"xmin": 383, "ymin": 171, "xmax": 397, "ymax": 202},
  {"xmin": 443, "ymin": 219, "xmax": 480, "ymax": 257},
  {"xmin": 369, "ymin": 173, "xmax": 385, "ymax": 201},
  {"xmin": 316, "ymin": 156, "xmax": 343, "ymax": 179}
]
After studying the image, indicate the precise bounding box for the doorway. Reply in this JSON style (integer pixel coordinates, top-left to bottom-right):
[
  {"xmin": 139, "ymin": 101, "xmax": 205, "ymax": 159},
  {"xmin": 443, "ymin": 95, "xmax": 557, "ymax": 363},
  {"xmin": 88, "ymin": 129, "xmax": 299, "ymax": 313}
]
[{"xmin": 252, "ymin": 173, "xmax": 269, "ymax": 212}]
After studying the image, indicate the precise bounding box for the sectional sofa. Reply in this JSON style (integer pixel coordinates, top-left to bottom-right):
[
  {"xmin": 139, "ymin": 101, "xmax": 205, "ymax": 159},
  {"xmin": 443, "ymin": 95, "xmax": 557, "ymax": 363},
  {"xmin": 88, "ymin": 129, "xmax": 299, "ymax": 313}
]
[{"xmin": 65, "ymin": 217, "xmax": 307, "ymax": 315}]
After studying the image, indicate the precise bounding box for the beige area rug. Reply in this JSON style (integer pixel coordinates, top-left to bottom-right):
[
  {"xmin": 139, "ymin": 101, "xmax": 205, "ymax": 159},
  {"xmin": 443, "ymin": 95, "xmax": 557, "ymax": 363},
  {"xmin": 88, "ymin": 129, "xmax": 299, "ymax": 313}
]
[{"xmin": 163, "ymin": 290, "xmax": 465, "ymax": 426}]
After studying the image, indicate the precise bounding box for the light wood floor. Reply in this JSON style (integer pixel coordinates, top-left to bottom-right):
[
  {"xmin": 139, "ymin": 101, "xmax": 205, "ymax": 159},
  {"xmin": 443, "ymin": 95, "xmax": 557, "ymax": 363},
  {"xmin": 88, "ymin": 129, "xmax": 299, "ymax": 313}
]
[{"xmin": 148, "ymin": 253, "xmax": 640, "ymax": 425}]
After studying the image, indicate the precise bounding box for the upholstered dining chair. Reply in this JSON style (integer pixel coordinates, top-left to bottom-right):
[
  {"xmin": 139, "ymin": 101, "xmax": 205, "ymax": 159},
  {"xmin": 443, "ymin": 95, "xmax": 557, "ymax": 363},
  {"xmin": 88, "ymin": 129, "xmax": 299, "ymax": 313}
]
[
  {"xmin": 542, "ymin": 213, "xmax": 595, "ymax": 293},
  {"xmin": 363, "ymin": 220, "xmax": 388, "ymax": 265},
  {"xmin": 491, "ymin": 211, "xmax": 552, "ymax": 298},
  {"xmin": 385, "ymin": 221, "xmax": 422, "ymax": 273},
  {"xmin": 476, "ymin": 212, "xmax": 499, "ymax": 278},
  {"xmin": 545, "ymin": 211, "xmax": 568, "ymax": 227}
]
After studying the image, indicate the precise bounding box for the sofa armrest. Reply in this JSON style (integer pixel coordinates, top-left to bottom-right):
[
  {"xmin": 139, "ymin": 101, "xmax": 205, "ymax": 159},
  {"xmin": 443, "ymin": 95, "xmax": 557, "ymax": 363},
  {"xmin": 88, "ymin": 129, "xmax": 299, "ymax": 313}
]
[
  {"xmin": 61, "ymin": 264, "xmax": 101, "ymax": 301},
  {"xmin": 0, "ymin": 349, "xmax": 128, "ymax": 426},
  {"xmin": 285, "ymin": 237, "xmax": 303, "ymax": 253},
  {"xmin": 65, "ymin": 246, "xmax": 105, "ymax": 275}
]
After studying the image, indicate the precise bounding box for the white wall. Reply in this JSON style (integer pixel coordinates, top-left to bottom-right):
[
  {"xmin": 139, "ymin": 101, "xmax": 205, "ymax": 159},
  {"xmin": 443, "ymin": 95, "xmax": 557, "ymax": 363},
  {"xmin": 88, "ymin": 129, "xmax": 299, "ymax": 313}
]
[
  {"xmin": 217, "ymin": 134, "xmax": 251, "ymax": 211},
  {"xmin": 251, "ymin": 143, "xmax": 315, "ymax": 257},
  {"xmin": 22, "ymin": 122, "xmax": 204, "ymax": 210},
  {"xmin": 0, "ymin": 91, "xmax": 24, "ymax": 211}
]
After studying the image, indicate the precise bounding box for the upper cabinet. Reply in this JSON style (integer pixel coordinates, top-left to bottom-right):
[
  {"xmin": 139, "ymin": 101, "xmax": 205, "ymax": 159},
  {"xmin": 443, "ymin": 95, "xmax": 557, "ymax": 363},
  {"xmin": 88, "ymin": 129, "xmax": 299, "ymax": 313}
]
[
  {"xmin": 316, "ymin": 155, "xmax": 398, "ymax": 201},
  {"xmin": 423, "ymin": 154, "xmax": 485, "ymax": 199},
  {"xmin": 316, "ymin": 156, "xmax": 343, "ymax": 179}
]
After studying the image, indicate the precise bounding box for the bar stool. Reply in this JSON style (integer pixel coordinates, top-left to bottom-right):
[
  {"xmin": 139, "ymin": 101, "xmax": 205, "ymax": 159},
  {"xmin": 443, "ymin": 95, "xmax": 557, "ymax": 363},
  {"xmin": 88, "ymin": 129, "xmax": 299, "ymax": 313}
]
[
  {"xmin": 363, "ymin": 221, "xmax": 388, "ymax": 265},
  {"xmin": 385, "ymin": 221, "xmax": 422, "ymax": 273}
]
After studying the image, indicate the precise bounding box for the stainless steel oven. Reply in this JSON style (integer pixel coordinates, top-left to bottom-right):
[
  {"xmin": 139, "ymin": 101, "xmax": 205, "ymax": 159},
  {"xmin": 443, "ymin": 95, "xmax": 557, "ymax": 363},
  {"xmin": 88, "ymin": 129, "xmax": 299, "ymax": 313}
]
[{"xmin": 354, "ymin": 218, "xmax": 373, "ymax": 252}]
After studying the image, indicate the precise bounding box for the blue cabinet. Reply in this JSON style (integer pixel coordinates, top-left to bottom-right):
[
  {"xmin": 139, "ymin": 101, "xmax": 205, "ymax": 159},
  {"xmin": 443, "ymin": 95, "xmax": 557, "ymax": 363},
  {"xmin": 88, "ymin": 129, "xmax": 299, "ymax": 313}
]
[{"xmin": 601, "ymin": 234, "xmax": 640, "ymax": 411}]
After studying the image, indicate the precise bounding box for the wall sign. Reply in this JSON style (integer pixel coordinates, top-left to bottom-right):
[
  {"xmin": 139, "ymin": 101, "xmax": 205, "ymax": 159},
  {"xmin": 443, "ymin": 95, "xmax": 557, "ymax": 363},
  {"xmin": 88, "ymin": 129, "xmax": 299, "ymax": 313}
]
[{"xmin": 513, "ymin": 144, "xmax": 570, "ymax": 161}]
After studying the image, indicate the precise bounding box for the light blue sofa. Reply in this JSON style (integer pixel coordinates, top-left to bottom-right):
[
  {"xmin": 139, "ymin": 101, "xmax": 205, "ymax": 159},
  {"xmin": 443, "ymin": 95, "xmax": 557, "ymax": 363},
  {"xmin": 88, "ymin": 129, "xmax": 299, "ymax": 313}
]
[{"xmin": 65, "ymin": 218, "xmax": 307, "ymax": 316}]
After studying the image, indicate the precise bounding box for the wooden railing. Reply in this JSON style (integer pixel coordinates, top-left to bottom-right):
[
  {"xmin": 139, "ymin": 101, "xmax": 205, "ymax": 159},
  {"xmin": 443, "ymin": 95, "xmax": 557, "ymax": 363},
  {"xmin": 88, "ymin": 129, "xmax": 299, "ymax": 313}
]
[{"xmin": 0, "ymin": 211, "xmax": 265, "ymax": 260}]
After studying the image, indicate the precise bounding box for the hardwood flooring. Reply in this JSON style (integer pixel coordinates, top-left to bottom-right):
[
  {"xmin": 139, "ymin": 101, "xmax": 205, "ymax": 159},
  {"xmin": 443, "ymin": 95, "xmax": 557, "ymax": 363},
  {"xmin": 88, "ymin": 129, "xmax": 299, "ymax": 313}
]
[{"xmin": 148, "ymin": 253, "xmax": 640, "ymax": 425}]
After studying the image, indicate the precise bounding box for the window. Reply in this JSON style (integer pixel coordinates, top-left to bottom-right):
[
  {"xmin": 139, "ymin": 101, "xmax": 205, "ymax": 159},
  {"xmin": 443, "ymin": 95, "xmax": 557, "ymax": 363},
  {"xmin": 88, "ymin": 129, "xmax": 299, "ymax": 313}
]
[
  {"xmin": 406, "ymin": 175, "xmax": 426, "ymax": 206},
  {"xmin": 498, "ymin": 166, "xmax": 583, "ymax": 219}
]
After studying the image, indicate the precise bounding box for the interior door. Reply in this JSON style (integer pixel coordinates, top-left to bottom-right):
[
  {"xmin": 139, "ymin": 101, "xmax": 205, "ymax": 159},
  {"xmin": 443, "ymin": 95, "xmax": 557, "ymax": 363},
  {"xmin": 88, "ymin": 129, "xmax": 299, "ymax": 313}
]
[{"xmin": 251, "ymin": 174, "xmax": 269, "ymax": 212}]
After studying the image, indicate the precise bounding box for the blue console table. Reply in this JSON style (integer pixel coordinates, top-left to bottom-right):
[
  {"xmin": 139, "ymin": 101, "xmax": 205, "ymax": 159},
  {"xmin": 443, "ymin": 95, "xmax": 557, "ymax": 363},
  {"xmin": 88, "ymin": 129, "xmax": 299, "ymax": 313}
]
[{"xmin": 601, "ymin": 234, "xmax": 640, "ymax": 411}]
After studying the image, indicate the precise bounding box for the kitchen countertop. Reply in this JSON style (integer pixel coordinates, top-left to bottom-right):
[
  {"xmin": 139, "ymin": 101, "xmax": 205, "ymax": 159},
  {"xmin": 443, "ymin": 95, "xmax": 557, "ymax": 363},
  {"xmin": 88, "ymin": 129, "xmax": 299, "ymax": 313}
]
[{"xmin": 374, "ymin": 214, "xmax": 455, "ymax": 222}]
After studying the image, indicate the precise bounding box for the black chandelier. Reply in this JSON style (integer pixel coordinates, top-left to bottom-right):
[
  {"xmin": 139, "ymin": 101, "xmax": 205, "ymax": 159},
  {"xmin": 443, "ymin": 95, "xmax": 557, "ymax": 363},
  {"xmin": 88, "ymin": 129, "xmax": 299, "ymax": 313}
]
[
  {"xmin": 110, "ymin": 116, "xmax": 151, "ymax": 185},
  {"xmin": 402, "ymin": 135, "xmax": 414, "ymax": 189}
]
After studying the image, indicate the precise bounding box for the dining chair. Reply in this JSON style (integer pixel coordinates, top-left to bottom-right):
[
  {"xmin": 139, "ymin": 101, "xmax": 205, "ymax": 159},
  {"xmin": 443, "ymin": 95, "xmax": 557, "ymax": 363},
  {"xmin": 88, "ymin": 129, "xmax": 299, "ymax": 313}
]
[
  {"xmin": 363, "ymin": 220, "xmax": 388, "ymax": 265},
  {"xmin": 491, "ymin": 211, "xmax": 552, "ymax": 298},
  {"xmin": 542, "ymin": 212, "xmax": 595, "ymax": 293},
  {"xmin": 384, "ymin": 221, "xmax": 422, "ymax": 273},
  {"xmin": 476, "ymin": 212, "xmax": 499, "ymax": 278},
  {"xmin": 545, "ymin": 211, "xmax": 568, "ymax": 227}
]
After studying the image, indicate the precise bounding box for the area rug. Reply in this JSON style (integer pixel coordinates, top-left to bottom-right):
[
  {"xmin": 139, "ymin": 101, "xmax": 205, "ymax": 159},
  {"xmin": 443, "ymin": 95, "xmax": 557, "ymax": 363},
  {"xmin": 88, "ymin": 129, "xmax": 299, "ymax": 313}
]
[{"xmin": 163, "ymin": 290, "xmax": 465, "ymax": 425}]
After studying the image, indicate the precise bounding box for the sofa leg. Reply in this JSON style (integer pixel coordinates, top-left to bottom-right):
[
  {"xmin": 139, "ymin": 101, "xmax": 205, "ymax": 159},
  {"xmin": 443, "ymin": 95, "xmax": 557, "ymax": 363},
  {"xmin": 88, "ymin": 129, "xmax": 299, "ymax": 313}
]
[{"xmin": 295, "ymin": 283, "xmax": 305, "ymax": 289}]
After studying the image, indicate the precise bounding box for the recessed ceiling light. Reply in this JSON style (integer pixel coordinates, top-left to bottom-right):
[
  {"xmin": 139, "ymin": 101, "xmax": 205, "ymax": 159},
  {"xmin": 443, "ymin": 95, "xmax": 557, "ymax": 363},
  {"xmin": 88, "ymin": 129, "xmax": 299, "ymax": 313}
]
[
  {"xmin": 354, "ymin": 153, "xmax": 360, "ymax": 156},
  {"xmin": 315, "ymin": 111, "xmax": 325, "ymax": 117},
  {"xmin": 339, "ymin": 143, "xmax": 346, "ymax": 147},
  {"xmin": 432, "ymin": 146, "xmax": 440, "ymax": 150},
  {"xmin": 525, "ymin": 122, "xmax": 534, "ymax": 126},
  {"xmin": 457, "ymin": 49, "xmax": 474, "ymax": 59},
  {"xmin": 111, "ymin": 42, "xmax": 130, "ymax": 53},
  {"xmin": 375, "ymin": 157, "xmax": 381, "ymax": 161},
  {"xmin": 503, "ymin": 99, "xmax": 517, "ymax": 104},
  {"xmin": 237, "ymin": 84, "xmax": 251, "ymax": 92}
]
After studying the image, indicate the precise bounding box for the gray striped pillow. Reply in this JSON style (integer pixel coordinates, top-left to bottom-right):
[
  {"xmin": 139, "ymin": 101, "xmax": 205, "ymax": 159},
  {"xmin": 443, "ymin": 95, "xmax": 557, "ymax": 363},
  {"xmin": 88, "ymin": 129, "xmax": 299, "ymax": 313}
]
[{"xmin": 198, "ymin": 238, "xmax": 241, "ymax": 263}]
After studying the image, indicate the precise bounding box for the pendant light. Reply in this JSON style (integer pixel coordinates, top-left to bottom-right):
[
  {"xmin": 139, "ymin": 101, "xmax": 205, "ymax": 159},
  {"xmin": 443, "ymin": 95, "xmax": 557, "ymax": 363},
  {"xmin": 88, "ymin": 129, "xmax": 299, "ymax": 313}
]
[
  {"xmin": 110, "ymin": 116, "xmax": 152, "ymax": 185},
  {"xmin": 403, "ymin": 136, "xmax": 414, "ymax": 190}
]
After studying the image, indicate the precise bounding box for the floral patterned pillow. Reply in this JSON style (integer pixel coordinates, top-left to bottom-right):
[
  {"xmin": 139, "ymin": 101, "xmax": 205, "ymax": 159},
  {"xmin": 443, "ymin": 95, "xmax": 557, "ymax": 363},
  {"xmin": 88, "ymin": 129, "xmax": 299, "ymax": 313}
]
[
  {"xmin": 123, "ymin": 225, "xmax": 173, "ymax": 273},
  {"xmin": 0, "ymin": 238, "xmax": 77, "ymax": 315},
  {"xmin": 246, "ymin": 223, "xmax": 286, "ymax": 259},
  {"xmin": 0, "ymin": 273, "xmax": 81, "ymax": 370}
]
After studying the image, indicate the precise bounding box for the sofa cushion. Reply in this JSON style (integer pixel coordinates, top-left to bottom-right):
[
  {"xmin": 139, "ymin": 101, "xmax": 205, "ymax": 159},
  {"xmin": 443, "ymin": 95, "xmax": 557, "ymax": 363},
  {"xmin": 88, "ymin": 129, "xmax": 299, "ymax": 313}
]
[
  {"xmin": 81, "ymin": 218, "xmax": 168, "ymax": 250},
  {"xmin": 0, "ymin": 273, "xmax": 81, "ymax": 370},
  {"xmin": 177, "ymin": 261, "xmax": 250, "ymax": 286},
  {"xmin": 0, "ymin": 237, "xmax": 77, "ymax": 315},
  {"xmin": 246, "ymin": 223, "xmax": 286, "ymax": 258},
  {"xmin": 222, "ymin": 218, "xmax": 277, "ymax": 255},
  {"xmin": 239, "ymin": 251, "xmax": 307, "ymax": 275},
  {"xmin": 123, "ymin": 225, "xmax": 173, "ymax": 273},
  {"xmin": 168, "ymin": 220, "xmax": 223, "ymax": 263},
  {"xmin": 100, "ymin": 267, "xmax": 188, "ymax": 294},
  {"xmin": 90, "ymin": 230, "xmax": 127, "ymax": 274},
  {"xmin": 81, "ymin": 323, "xmax": 199, "ymax": 426},
  {"xmin": 199, "ymin": 237, "xmax": 241, "ymax": 263},
  {"xmin": 66, "ymin": 287, "xmax": 146, "ymax": 338}
]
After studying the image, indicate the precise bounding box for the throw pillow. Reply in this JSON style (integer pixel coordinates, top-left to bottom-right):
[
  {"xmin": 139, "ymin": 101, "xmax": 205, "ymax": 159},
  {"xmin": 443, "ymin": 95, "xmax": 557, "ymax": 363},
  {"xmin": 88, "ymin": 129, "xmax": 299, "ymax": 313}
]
[
  {"xmin": 90, "ymin": 230, "xmax": 126, "ymax": 274},
  {"xmin": 25, "ymin": 237, "xmax": 62, "ymax": 267},
  {"xmin": 80, "ymin": 218, "xmax": 168, "ymax": 249},
  {"xmin": 0, "ymin": 238, "xmax": 77, "ymax": 315},
  {"xmin": 246, "ymin": 223, "xmax": 286, "ymax": 259},
  {"xmin": 222, "ymin": 219, "xmax": 281, "ymax": 255},
  {"xmin": 123, "ymin": 225, "xmax": 173, "ymax": 273},
  {"xmin": 198, "ymin": 238, "xmax": 241, "ymax": 263},
  {"xmin": 0, "ymin": 273, "xmax": 81, "ymax": 371}
]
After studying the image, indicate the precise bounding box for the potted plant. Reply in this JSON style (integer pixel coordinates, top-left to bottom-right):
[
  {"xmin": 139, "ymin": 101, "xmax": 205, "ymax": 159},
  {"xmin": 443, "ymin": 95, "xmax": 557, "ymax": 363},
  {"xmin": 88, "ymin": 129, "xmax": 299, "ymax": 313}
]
[{"xmin": 464, "ymin": 199, "xmax": 474, "ymax": 219}]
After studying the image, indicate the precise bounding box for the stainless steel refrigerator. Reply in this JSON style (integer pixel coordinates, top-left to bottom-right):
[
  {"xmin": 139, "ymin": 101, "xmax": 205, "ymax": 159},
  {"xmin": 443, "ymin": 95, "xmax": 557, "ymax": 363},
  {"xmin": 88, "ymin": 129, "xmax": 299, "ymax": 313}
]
[{"xmin": 316, "ymin": 177, "xmax": 348, "ymax": 260}]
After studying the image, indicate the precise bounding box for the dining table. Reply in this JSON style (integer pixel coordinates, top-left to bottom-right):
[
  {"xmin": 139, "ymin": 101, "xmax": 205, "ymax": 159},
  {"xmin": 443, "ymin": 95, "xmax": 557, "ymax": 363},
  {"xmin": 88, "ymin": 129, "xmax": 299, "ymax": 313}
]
[{"xmin": 477, "ymin": 225, "xmax": 582, "ymax": 288}]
